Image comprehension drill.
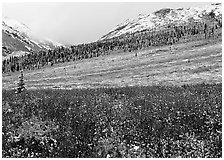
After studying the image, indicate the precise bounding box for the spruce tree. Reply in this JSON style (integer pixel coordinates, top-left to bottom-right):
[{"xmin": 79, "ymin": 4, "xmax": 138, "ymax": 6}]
[{"xmin": 15, "ymin": 70, "xmax": 26, "ymax": 94}]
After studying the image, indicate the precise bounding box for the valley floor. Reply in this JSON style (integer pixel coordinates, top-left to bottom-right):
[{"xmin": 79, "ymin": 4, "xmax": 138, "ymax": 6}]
[{"xmin": 2, "ymin": 37, "xmax": 222, "ymax": 90}]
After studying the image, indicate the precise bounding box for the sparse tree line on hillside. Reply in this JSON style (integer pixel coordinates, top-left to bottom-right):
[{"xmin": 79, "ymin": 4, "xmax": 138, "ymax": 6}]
[{"xmin": 2, "ymin": 18, "xmax": 222, "ymax": 73}]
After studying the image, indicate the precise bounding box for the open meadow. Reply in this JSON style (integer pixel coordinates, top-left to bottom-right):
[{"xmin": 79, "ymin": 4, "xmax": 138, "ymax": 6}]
[{"xmin": 2, "ymin": 37, "xmax": 222, "ymax": 90}]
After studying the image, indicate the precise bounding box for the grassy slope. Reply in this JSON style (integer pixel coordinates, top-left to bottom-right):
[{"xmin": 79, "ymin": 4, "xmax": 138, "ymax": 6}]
[{"xmin": 2, "ymin": 36, "xmax": 222, "ymax": 90}]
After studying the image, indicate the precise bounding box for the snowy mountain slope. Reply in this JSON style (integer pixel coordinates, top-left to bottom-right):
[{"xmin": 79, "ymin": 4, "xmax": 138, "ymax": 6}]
[
  {"xmin": 100, "ymin": 3, "xmax": 222, "ymax": 40},
  {"xmin": 2, "ymin": 16, "xmax": 63, "ymax": 56}
]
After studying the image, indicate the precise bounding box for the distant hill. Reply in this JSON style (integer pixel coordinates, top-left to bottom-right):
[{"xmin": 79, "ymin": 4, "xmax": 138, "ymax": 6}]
[
  {"xmin": 2, "ymin": 16, "xmax": 63, "ymax": 57},
  {"xmin": 100, "ymin": 3, "xmax": 222, "ymax": 40}
]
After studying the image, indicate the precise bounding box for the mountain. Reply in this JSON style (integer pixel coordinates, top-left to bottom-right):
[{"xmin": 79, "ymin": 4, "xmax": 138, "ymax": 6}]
[
  {"xmin": 100, "ymin": 3, "xmax": 222, "ymax": 40},
  {"xmin": 2, "ymin": 16, "xmax": 63, "ymax": 57}
]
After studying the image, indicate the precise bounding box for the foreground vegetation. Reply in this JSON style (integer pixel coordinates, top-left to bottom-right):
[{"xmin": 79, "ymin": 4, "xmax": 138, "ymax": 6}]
[{"xmin": 2, "ymin": 83, "xmax": 222, "ymax": 158}]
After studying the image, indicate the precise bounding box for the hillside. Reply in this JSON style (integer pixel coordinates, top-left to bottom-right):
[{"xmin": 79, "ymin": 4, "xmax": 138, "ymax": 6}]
[
  {"xmin": 2, "ymin": 16, "xmax": 62, "ymax": 57},
  {"xmin": 2, "ymin": 37, "xmax": 221, "ymax": 90},
  {"xmin": 100, "ymin": 3, "xmax": 222, "ymax": 40}
]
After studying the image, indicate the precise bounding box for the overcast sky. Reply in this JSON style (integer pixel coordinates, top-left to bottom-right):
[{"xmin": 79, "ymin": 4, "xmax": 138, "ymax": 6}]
[{"xmin": 2, "ymin": 2, "xmax": 212, "ymax": 45}]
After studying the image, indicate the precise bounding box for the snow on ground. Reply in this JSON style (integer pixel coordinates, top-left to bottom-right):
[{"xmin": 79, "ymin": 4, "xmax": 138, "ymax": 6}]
[
  {"xmin": 2, "ymin": 16, "xmax": 32, "ymax": 37},
  {"xmin": 100, "ymin": 3, "xmax": 222, "ymax": 40},
  {"xmin": 2, "ymin": 16, "xmax": 62, "ymax": 52},
  {"xmin": 2, "ymin": 51, "xmax": 31, "ymax": 60}
]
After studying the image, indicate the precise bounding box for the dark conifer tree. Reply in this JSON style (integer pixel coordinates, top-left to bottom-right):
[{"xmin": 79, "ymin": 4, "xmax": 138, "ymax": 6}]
[{"xmin": 15, "ymin": 70, "xmax": 26, "ymax": 94}]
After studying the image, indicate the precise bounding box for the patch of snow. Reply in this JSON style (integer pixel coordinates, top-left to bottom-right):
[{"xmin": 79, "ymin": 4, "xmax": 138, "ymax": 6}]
[
  {"xmin": 3, "ymin": 51, "xmax": 31, "ymax": 60},
  {"xmin": 30, "ymin": 40, "xmax": 42, "ymax": 48},
  {"xmin": 25, "ymin": 46, "xmax": 31, "ymax": 51}
]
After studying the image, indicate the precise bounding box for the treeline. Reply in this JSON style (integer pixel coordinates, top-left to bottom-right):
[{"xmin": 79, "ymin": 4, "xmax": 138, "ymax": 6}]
[{"xmin": 2, "ymin": 18, "xmax": 222, "ymax": 73}]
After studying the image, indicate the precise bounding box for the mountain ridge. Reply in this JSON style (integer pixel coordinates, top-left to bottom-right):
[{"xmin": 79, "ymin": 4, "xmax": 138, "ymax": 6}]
[
  {"xmin": 2, "ymin": 16, "xmax": 63, "ymax": 57},
  {"xmin": 100, "ymin": 3, "xmax": 222, "ymax": 40}
]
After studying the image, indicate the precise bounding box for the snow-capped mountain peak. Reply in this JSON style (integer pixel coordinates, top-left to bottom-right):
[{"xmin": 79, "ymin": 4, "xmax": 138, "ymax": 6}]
[
  {"xmin": 2, "ymin": 16, "xmax": 63, "ymax": 57},
  {"xmin": 3, "ymin": 16, "xmax": 31, "ymax": 36},
  {"xmin": 100, "ymin": 3, "xmax": 222, "ymax": 40}
]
